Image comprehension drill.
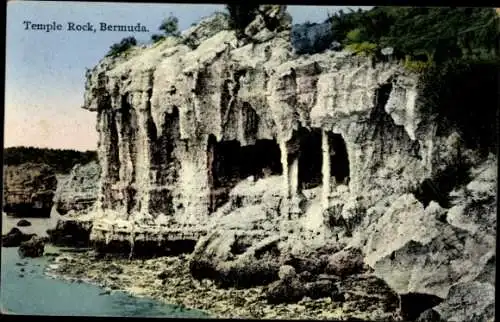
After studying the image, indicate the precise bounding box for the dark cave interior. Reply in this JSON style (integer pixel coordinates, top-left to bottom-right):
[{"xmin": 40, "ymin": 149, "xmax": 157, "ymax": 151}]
[{"xmin": 208, "ymin": 136, "xmax": 283, "ymax": 212}]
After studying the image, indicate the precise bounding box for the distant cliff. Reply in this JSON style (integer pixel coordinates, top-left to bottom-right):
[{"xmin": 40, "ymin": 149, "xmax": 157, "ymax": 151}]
[
  {"xmin": 3, "ymin": 147, "xmax": 97, "ymax": 174},
  {"xmin": 3, "ymin": 163, "xmax": 57, "ymax": 217}
]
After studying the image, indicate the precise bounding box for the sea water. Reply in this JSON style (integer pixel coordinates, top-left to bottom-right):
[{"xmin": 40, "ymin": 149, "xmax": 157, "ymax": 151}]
[{"xmin": 0, "ymin": 247, "xmax": 209, "ymax": 317}]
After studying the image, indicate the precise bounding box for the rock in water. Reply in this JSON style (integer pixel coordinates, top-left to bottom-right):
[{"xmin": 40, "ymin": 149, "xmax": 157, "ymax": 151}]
[
  {"xmin": 18, "ymin": 236, "xmax": 45, "ymax": 258},
  {"xmin": 53, "ymin": 161, "xmax": 100, "ymax": 215},
  {"xmin": 3, "ymin": 163, "xmax": 57, "ymax": 218},
  {"xmin": 1, "ymin": 228, "xmax": 37, "ymax": 247},
  {"xmin": 16, "ymin": 219, "xmax": 32, "ymax": 227}
]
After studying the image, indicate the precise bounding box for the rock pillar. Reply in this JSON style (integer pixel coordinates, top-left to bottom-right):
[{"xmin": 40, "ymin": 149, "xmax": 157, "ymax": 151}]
[{"xmin": 321, "ymin": 130, "xmax": 331, "ymax": 210}]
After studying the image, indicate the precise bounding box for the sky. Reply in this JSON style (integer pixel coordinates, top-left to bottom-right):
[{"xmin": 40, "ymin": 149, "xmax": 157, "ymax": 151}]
[{"xmin": 4, "ymin": 1, "xmax": 371, "ymax": 151}]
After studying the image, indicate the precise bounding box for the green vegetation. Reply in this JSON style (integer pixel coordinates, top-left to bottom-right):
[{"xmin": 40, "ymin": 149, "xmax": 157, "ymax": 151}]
[
  {"xmin": 225, "ymin": 4, "xmax": 259, "ymax": 38},
  {"xmin": 106, "ymin": 36, "xmax": 137, "ymax": 57},
  {"xmin": 326, "ymin": 7, "xmax": 498, "ymax": 153},
  {"xmin": 151, "ymin": 14, "xmax": 181, "ymax": 43},
  {"xmin": 3, "ymin": 147, "xmax": 97, "ymax": 174},
  {"xmin": 328, "ymin": 7, "xmax": 499, "ymax": 70}
]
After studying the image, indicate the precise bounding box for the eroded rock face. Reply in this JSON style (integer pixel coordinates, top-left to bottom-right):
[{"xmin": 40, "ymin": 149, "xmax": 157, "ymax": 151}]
[
  {"xmin": 54, "ymin": 161, "xmax": 100, "ymax": 215},
  {"xmin": 3, "ymin": 163, "xmax": 57, "ymax": 218},
  {"xmin": 80, "ymin": 7, "xmax": 495, "ymax": 320},
  {"xmin": 349, "ymin": 154, "xmax": 497, "ymax": 321},
  {"xmin": 84, "ymin": 8, "xmax": 432, "ymax": 228}
]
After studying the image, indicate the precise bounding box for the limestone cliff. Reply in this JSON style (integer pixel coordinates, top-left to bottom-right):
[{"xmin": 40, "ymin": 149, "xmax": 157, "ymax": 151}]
[
  {"xmin": 54, "ymin": 161, "xmax": 100, "ymax": 215},
  {"xmin": 83, "ymin": 9, "xmax": 437, "ymax": 226},
  {"xmin": 79, "ymin": 6, "xmax": 496, "ymax": 321},
  {"xmin": 2, "ymin": 163, "xmax": 57, "ymax": 218}
]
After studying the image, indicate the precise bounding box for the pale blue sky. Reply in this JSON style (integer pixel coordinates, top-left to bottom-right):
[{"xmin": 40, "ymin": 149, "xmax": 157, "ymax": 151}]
[{"xmin": 5, "ymin": 1, "xmax": 370, "ymax": 151}]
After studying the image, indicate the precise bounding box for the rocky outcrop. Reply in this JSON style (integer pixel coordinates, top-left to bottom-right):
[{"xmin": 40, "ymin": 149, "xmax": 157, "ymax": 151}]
[
  {"xmin": 347, "ymin": 154, "xmax": 497, "ymax": 321},
  {"xmin": 79, "ymin": 5, "xmax": 496, "ymax": 320},
  {"xmin": 291, "ymin": 22, "xmax": 336, "ymax": 55},
  {"xmin": 83, "ymin": 6, "xmax": 432, "ymax": 228},
  {"xmin": 18, "ymin": 236, "xmax": 45, "ymax": 258},
  {"xmin": 3, "ymin": 163, "xmax": 57, "ymax": 217},
  {"xmin": 54, "ymin": 161, "xmax": 100, "ymax": 215},
  {"xmin": 1, "ymin": 227, "xmax": 36, "ymax": 247}
]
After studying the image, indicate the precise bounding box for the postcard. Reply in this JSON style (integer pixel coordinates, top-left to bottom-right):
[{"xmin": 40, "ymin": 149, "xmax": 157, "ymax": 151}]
[{"xmin": 2, "ymin": 1, "xmax": 497, "ymax": 320}]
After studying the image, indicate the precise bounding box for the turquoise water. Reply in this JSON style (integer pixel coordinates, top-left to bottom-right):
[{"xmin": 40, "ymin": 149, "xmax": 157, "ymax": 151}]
[{"xmin": 1, "ymin": 247, "xmax": 209, "ymax": 317}]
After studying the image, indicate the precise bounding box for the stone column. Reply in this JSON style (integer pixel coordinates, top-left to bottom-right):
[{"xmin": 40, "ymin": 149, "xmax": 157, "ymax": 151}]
[
  {"xmin": 136, "ymin": 93, "xmax": 152, "ymax": 219},
  {"xmin": 279, "ymin": 140, "xmax": 289, "ymax": 200},
  {"xmin": 321, "ymin": 130, "xmax": 331, "ymax": 210},
  {"xmin": 279, "ymin": 139, "xmax": 290, "ymax": 216},
  {"xmin": 289, "ymin": 156, "xmax": 299, "ymax": 198}
]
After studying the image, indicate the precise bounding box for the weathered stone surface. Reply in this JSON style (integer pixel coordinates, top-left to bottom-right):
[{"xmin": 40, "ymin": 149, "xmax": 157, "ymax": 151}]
[
  {"xmin": 190, "ymin": 231, "xmax": 283, "ymax": 288},
  {"xmin": 1, "ymin": 227, "xmax": 36, "ymax": 247},
  {"xmin": 3, "ymin": 163, "xmax": 57, "ymax": 218},
  {"xmin": 291, "ymin": 22, "xmax": 336, "ymax": 55},
  {"xmin": 54, "ymin": 161, "xmax": 100, "ymax": 215},
  {"xmin": 439, "ymin": 281, "xmax": 495, "ymax": 322},
  {"xmin": 181, "ymin": 12, "xmax": 230, "ymax": 49},
  {"xmin": 18, "ymin": 236, "xmax": 45, "ymax": 258},
  {"xmin": 78, "ymin": 7, "xmax": 495, "ymax": 320},
  {"xmin": 325, "ymin": 247, "xmax": 364, "ymax": 277},
  {"xmin": 244, "ymin": 5, "xmax": 292, "ymax": 42}
]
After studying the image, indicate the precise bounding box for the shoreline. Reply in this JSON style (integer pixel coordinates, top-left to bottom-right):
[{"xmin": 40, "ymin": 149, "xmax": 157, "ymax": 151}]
[{"xmin": 44, "ymin": 249, "xmax": 399, "ymax": 320}]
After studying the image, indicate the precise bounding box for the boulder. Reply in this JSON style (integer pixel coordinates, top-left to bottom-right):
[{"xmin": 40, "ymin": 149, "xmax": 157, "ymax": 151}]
[
  {"xmin": 18, "ymin": 236, "xmax": 45, "ymax": 258},
  {"xmin": 325, "ymin": 247, "xmax": 365, "ymax": 277},
  {"xmin": 278, "ymin": 265, "xmax": 296, "ymax": 280},
  {"xmin": 433, "ymin": 281, "xmax": 495, "ymax": 322},
  {"xmin": 2, "ymin": 228, "xmax": 36, "ymax": 247},
  {"xmin": 304, "ymin": 279, "xmax": 339, "ymax": 300},
  {"xmin": 189, "ymin": 231, "xmax": 284, "ymax": 288},
  {"xmin": 3, "ymin": 163, "xmax": 57, "ymax": 217},
  {"xmin": 264, "ymin": 277, "xmax": 307, "ymax": 304},
  {"xmin": 264, "ymin": 274, "xmax": 340, "ymax": 304}
]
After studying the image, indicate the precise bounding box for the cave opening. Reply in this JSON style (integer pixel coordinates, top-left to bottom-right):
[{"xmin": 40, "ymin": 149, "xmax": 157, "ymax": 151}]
[
  {"xmin": 297, "ymin": 129, "xmax": 350, "ymax": 190},
  {"xmin": 399, "ymin": 292, "xmax": 443, "ymax": 321},
  {"xmin": 208, "ymin": 135, "xmax": 283, "ymax": 212},
  {"xmin": 298, "ymin": 128, "xmax": 323, "ymax": 190},
  {"xmin": 329, "ymin": 133, "xmax": 350, "ymax": 184}
]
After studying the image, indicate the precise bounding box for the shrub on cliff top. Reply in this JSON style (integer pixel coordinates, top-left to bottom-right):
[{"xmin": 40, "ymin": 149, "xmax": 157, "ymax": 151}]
[
  {"xmin": 159, "ymin": 15, "xmax": 180, "ymax": 37},
  {"xmin": 151, "ymin": 14, "xmax": 180, "ymax": 44},
  {"xmin": 327, "ymin": 7, "xmax": 498, "ymax": 71},
  {"xmin": 106, "ymin": 36, "xmax": 137, "ymax": 57}
]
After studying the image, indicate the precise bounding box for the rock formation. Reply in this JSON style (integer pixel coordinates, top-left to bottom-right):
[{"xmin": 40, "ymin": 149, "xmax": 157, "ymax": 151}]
[
  {"xmin": 2, "ymin": 163, "xmax": 57, "ymax": 218},
  {"xmin": 76, "ymin": 5, "xmax": 496, "ymax": 321},
  {"xmin": 1, "ymin": 227, "xmax": 36, "ymax": 247},
  {"xmin": 54, "ymin": 161, "xmax": 100, "ymax": 215},
  {"xmin": 18, "ymin": 236, "xmax": 46, "ymax": 258}
]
